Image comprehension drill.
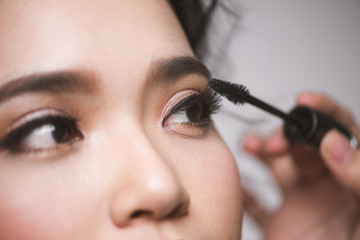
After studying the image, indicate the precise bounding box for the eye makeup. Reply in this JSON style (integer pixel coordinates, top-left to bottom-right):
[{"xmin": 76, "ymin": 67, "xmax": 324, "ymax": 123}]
[
  {"xmin": 0, "ymin": 108, "xmax": 83, "ymax": 154},
  {"xmin": 162, "ymin": 86, "xmax": 220, "ymax": 137},
  {"xmin": 0, "ymin": 81, "xmax": 220, "ymax": 155}
]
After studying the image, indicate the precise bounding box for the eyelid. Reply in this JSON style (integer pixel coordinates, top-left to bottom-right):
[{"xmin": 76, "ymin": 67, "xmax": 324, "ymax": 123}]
[
  {"xmin": 161, "ymin": 89, "xmax": 199, "ymax": 122},
  {"xmin": 5, "ymin": 108, "xmax": 71, "ymax": 135}
]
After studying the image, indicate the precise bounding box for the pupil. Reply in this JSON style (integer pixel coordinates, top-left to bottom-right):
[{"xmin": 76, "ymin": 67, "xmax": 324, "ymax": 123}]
[
  {"xmin": 52, "ymin": 123, "xmax": 70, "ymax": 143},
  {"xmin": 186, "ymin": 102, "xmax": 203, "ymax": 122}
]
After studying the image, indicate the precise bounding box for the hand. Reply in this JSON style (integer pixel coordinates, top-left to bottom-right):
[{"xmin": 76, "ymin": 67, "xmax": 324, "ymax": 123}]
[{"xmin": 242, "ymin": 92, "xmax": 360, "ymax": 240}]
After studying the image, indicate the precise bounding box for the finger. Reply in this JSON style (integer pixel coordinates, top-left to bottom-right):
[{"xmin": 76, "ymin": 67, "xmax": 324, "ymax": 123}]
[
  {"xmin": 243, "ymin": 133, "xmax": 268, "ymax": 161},
  {"xmin": 265, "ymin": 127, "xmax": 290, "ymax": 156},
  {"xmin": 290, "ymin": 144, "xmax": 328, "ymax": 183},
  {"xmin": 320, "ymin": 129, "xmax": 360, "ymax": 198},
  {"xmin": 243, "ymin": 132, "xmax": 299, "ymax": 192},
  {"xmin": 243, "ymin": 128, "xmax": 289, "ymax": 160},
  {"xmin": 270, "ymin": 154, "xmax": 299, "ymax": 192},
  {"xmin": 296, "ymin": 91, "xmax": 358, "ymax": 129},
  {"xmin": 242, "ymin": 187, "xmax": 271, "ymax": 229},
  {"xmin": 261, "ymin": 129, "xmax": 301, "ymax": 190}
]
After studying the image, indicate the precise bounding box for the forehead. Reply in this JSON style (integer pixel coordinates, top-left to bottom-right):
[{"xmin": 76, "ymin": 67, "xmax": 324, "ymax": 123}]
[{"xmin": 0, "ymin": 0, "xmax": 193, "ymax": 83}]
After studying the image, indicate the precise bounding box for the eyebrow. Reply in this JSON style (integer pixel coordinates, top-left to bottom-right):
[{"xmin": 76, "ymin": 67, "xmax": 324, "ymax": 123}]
[
  {"xmin": 0, "ymin": 71, "xmax": 98, "ymax": 103},
  {"xmin": 148, "ymin": 56, "xmax": 211, "ymax": 84},
  {"xmin": 0, "ymin": 56, "xmax": 210, "ymax": 104}
]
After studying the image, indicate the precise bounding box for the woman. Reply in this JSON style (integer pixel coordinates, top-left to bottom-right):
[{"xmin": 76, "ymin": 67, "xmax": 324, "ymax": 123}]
[
  {"xmin": 0, "ymin": 0, "xmax": 243, "ymax": 239},
  {"xmin": 0, "ymin": 0, "xmax": 358, "ymax": 239}
]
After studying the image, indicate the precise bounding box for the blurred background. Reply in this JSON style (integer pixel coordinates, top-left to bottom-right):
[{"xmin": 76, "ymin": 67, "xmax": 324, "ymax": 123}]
[{"xmin": 207, "ymin": 0, "xmax": 360, "ymax": 239}]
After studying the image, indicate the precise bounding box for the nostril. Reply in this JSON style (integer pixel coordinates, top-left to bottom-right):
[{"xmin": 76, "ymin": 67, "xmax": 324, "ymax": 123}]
[
  {"xmin": 130, "ymin": 197, "xmax": 189, "ymax": 220},
  {"xmin": 166, "ymin": 202, "xmax": 188, "ymax": 219},
  {"xmin": 130, "ymin": 210, "xmax": 152, "ymax": 219},
  {"xmin": 167, "ymin": 205, "xmax": 180, "ymax": 218}
]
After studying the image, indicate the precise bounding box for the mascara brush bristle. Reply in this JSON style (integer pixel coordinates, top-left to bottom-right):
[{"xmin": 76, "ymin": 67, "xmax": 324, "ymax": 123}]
[
  {"xmin": 209, "ymin": 78, "xmax": 298, "ymax": 126},
  {"xmin": 209, "ymin": 78, "xmax": 250, "ymax": 105}
]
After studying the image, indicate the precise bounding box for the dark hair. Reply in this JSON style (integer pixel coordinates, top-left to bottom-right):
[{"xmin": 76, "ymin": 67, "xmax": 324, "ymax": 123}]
[{"xmin": 168, "ymin": 0, "xmax": 218, "ymax": 59}]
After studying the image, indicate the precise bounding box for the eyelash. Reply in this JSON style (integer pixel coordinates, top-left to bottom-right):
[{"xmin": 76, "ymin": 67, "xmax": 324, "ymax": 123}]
[
  {"xmin": 0, "ymin": 115, "xmax": 83, "ymax": 154},
  {"xmin": 162, "ymin": 87, "xmax": 221, "ymax": 135}
]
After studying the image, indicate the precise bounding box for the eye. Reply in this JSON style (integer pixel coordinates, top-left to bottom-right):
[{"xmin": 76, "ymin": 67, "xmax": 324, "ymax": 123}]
[
  {"xmin": 162, "ymin": 87, "xmax": 220, "ymax": 137},
  {"xmin": 0, "ymin": 109, "xmax": 83, "ymax": 153},
  {"xmin": 165, "ymin": 95, "xmax": 210, "ymax": 126}
]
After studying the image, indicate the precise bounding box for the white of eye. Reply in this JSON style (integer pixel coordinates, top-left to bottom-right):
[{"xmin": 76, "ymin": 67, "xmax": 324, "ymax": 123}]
[
  {"xmin": 21, "ymin": 124, "xmax": 57, "ymax": 149},
  {"xmin": 167, "ymin": 111, "xmax": 191, "ymax": 124}
]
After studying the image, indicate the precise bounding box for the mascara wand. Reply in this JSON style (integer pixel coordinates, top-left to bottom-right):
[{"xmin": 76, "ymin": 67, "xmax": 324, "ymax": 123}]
[
  {"xmin": 209, "ymin": 78, "xmax": 301, "ymax": 127},
  {"xmin": 209, "ymin": 78, "xmax": 359, "ymax": 149}
]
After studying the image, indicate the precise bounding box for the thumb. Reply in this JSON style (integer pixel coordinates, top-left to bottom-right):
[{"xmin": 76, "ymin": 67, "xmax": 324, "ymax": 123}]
[{"xmin": 320, "ymin": 129, "xmax": 360, "ymax": 198}]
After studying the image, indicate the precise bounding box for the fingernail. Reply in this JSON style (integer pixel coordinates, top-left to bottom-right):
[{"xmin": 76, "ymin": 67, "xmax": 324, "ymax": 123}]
[{"xmin": 326, "ymin": 131, "xmax": 356, "ymax": 165}]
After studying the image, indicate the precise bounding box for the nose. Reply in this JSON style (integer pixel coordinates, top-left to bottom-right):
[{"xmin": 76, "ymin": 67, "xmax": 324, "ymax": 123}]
[{"xmin": 109, "ymin": 134, "xmax": 190, "ymax": 227}]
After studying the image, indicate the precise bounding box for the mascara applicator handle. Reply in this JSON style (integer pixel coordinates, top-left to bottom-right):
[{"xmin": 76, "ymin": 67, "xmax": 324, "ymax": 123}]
[{"xmin": 283, "ymin": 106, "xmax": 359, "ymax": 149}]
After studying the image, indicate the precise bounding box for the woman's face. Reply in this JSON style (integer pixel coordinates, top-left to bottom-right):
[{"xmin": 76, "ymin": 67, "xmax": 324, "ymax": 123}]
[{"xmin": 0, "ymin": 0, "xmax": 243, "ymax": 239}]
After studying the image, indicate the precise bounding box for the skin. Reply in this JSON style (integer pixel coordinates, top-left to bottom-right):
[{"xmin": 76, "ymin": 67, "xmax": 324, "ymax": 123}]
[{"xmin": 0, "ymin": 0, "xmax": 243, "ymax": 239}]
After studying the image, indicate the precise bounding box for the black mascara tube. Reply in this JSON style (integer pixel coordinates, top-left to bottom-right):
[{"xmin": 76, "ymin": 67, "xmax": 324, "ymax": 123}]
[{"xmin": 283, "ymin": 106, "xmax": 359, "ymax": 149}]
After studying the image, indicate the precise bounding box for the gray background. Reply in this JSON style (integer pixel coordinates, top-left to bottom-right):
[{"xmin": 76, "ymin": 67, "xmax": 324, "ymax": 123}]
[{"xmin": 208, "ymin": 0, "xmax": 360, "ymax": 239}]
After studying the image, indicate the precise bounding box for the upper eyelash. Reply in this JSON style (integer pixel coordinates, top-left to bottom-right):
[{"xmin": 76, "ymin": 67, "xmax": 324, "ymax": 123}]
[
  {"xmin": 169, "ymin": 86, "xmax": 221, "ymax": 117},
  {"xmin": 0, "ymin": 115, "xmax": 80, "ymax": 152}
]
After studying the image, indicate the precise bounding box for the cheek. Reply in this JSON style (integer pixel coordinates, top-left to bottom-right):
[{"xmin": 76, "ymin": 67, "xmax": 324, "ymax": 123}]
[
  {"xmin": 0, "ymin": 162, "xmax": 98, "ymax": 240},
  {"xmin": 169, "ymin": 133, "xmax": 243, "ymax": 236},
  {"xmin": 0, "ymin": 196, "xmax": 66, "ymax": 240},
  {"xmin": 0, "ymin": 184, "xmax": 67, "ymax": 239}
]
